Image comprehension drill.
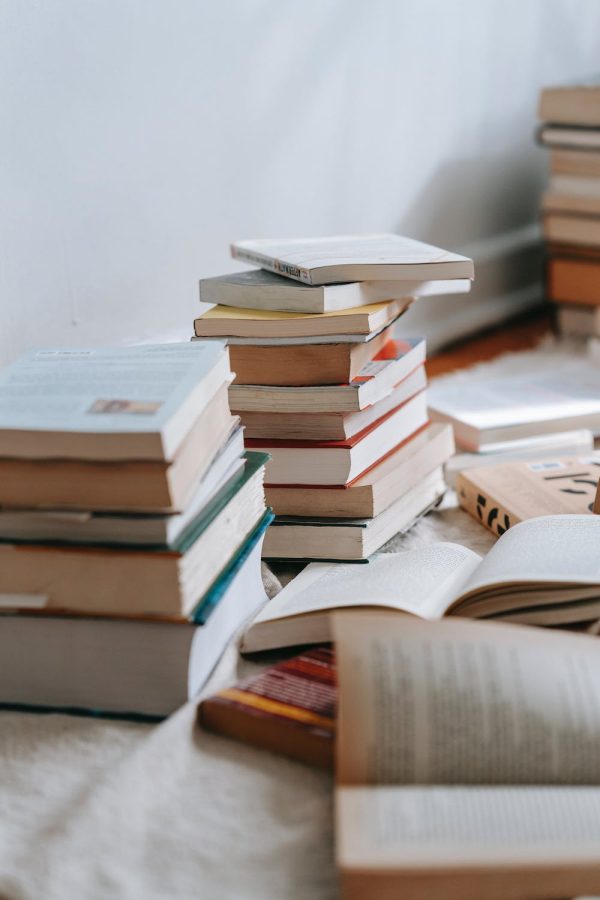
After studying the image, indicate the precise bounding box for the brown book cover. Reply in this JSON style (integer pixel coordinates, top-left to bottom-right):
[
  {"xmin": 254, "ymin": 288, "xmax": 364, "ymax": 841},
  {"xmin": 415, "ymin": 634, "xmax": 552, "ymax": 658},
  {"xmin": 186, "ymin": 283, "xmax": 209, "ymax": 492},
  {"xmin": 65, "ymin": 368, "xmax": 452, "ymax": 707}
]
[
  {"xmin": 457, "ymin": 455, "xmax": 600, "ymax": 537},
  {"xmin": 198, "ymin": 647, "xmax": 336, "ymax": 768}
]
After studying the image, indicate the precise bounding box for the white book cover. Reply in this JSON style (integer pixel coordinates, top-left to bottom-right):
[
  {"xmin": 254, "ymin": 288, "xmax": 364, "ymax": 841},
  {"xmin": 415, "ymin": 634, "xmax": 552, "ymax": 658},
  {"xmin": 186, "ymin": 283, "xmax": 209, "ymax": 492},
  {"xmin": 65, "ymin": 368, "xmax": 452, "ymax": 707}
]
[
  {"xmin": 0, "ymin": 343, "xmax": 230, "ymax": 460},
  {"xmin": 231, "ymin": 234, "xmax": 474, "ymax": 285}
]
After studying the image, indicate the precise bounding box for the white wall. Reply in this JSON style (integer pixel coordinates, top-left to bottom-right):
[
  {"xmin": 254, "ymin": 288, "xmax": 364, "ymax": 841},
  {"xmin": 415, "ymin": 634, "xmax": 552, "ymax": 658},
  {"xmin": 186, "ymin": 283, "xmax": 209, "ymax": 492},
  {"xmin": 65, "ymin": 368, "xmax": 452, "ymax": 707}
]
[{"xmin": 2, "ymin": 0, "xmax": 600, "ymax": 363}]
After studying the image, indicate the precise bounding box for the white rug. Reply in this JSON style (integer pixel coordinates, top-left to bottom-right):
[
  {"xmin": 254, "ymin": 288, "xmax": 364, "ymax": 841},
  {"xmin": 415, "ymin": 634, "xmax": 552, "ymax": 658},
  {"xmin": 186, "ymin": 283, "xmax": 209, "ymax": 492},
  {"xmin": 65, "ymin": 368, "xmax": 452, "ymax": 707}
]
[{"xmin": 0, "ymin": 340, "xmax": 579, "ymax": 900}]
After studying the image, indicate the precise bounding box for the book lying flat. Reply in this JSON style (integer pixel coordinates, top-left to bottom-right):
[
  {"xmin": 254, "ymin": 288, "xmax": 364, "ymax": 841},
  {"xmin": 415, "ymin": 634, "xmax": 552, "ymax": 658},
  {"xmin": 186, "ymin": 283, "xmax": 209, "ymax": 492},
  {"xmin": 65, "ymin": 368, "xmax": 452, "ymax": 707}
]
[
  {"xmin": 0, "ymin": 514, "xmax": 271, "ymax": 719},
  {"xmin": 230, "ymin": 234, "xmax": 474, "ymax": 286},
  {"xmin": 550, "ymin": 148, "xmax": 600, "ymax": 178},
  {"xmin": 543, "ymin": 189, "xmax": 600, "ymax": 217},
  {"xmin": 243, "ymin": 514, "xmax": 600, "ymax": 651},
  {"xmin": 548, "ymin": 255, "xmax": 600, "ymax": 305},
  {"xmin": 444, "ymin": 429, "xmax": 594, "ymax": 488},
  {"xmin": 0, "ymin": 430, "xmax": 246, "ymax": 546},
  {"xmin": 543, "ymin": 213, "xmax": 600, "ymax": 248},
  {"xmin": 0, "ymin": 343, "xmax": 231, "ymax": 461},
  {"xmin": 194, "ymin": 300, "xmax": 408, "ymax": 340},
  {"xmin": 0, "ymin": 452, "xmax": 268, "ymax": 619},
  {"xmin": 249, "ymin": 391, "xmax": 427, "ymax": 486},
  {"xmin": 199, "ymin": 647, "xmax": 336, "ymax": 767},
  {"xmin": 265, "ymin": 423, "xmax": 453, "ymax": 518},
  {"xmin": 428, "ymin": 360, "xmax": 600, "ymax": 450},
  {"xmin": 334, "ymin": 611, "xmax": 600, "ymax": 900},
  {"xmin": 558, "ymin": 305, "xmax": 600, "ymax": 336},
  {"xmin": 229, "ymin": 338, "xmax": 426, "ymax": 414},
  {"xmin": 259, "ymin": 468, "xmax": 445, "ymax": 562},
  {"xmin": 227, "ymin": 322, "xmax": 394, "ymax": 387},
  {"xmin": 0, "ymin": 388, "xmax": 237, "ymax": 512},
  {"xmin": 457, "ymin": 454, "xmax": 600, "ymax": 537},
  {"xmin": 539, "ymin": 82, "xmax": 600, "ymax": 127},
  {"xmin": 238, "ymin": 367, "xmax": 426, "ymax": 442},
  {"xmin": 199, "ymin": 269, "xmax": 471, "ymax": 313},
  {"xmin": 539, "ymin": 124, "xmax": 600, "ymax": 150}
]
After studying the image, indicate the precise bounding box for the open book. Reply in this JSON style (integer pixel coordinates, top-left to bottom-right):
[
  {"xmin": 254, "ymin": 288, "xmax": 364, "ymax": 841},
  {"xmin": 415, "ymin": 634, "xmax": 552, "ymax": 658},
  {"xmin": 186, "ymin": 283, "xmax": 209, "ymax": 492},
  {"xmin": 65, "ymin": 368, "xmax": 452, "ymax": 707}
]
[
  {"xmin": 334, "ymin": 612, "xmax": 600, "ymax": 899},
  {"xmin": 241, "ymin": 515, "xmax": 600, "ymax": 652}
]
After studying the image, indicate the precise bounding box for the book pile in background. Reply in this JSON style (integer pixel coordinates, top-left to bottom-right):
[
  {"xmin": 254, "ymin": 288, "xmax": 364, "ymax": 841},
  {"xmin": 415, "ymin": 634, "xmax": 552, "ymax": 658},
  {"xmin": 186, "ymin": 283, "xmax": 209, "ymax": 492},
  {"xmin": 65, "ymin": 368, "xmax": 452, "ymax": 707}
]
[
  {"xmin": 0, "ymin": 344, "xmax": 271, "ymax": 718},
  {"xmin": 194, "ymin": 234, "xmax": 474, "ymax": 560},
  {"xmin": 539, "ymin": 83, "xmax": 600, "ymax": 342}
]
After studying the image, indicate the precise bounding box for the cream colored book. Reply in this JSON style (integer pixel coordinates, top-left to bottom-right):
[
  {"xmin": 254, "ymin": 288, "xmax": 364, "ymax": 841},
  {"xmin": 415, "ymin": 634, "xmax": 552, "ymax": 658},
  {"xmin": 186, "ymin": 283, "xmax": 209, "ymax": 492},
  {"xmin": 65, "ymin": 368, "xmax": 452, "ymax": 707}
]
[
  {"xmin": 231, "ymin": 234, "xmax": 474, "ymax": 286},
  {"xmin": 539, "ymin": 82, "xmax": 600, "ymax": 127},
  {"xmin": 334, "ymin": 611, "xmax": 600, "ymax": 900},
  {"xmin": 199, "ymin": 268, "xmax": 470, "ymax": 314},
  {"xmin": 242, "ymin": 514, "xmax": 600, "ymax": 652},
  {"xmin": 194, "ymin": 299, "xmax": 408, "ymax": 340}
]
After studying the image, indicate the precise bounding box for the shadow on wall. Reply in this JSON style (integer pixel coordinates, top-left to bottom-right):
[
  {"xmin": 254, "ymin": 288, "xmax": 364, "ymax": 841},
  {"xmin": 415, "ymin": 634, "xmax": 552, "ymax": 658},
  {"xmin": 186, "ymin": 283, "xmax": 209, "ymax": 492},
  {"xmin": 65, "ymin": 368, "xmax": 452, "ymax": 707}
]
[{"xmin": 394, "ymin": 155, "xmax": 545, "ymax": 351}]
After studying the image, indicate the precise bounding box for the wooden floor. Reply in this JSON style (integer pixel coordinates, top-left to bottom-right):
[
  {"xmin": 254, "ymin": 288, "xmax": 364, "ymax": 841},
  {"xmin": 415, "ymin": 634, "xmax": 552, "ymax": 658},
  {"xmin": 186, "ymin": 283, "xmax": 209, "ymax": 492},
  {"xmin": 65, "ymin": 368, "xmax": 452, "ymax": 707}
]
[{"xmin": 427, "ymin": 309, "xmax": 553, "ymax": 378}]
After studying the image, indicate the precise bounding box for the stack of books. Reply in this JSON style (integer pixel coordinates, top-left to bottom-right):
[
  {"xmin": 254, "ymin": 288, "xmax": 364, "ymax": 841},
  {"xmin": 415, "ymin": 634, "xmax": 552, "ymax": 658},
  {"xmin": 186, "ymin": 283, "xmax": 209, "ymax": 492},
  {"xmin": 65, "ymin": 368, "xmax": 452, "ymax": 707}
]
[
  {"xmin": 0, "ymin": 343, "xmax": 271, "ymax": 718},
  {"xmin": 538, "ymin": 83, "xmax": 600, "ymax": 337},
  {"xmin": 428, "ymin": 361, "xmax": 597, "ymax": 486},
  {"xmin": 195, "ymin": 234, "xmax": 474, "ymax": 560}
]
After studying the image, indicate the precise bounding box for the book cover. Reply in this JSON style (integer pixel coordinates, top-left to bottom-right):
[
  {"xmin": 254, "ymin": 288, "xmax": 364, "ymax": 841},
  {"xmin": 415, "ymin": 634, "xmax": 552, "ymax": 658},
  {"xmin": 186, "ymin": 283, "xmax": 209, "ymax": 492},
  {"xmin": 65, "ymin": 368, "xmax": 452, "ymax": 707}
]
[
  {"xmin": 457, "ymin": 455, "xmax": 600, "ymax": 537},
  {"xmin": 230, "ymin": 234, "xmax": 474, "ymax": 285},
  {"xmin": 199, "ymin": 647, "xmax": 336, "ymax": 767}
]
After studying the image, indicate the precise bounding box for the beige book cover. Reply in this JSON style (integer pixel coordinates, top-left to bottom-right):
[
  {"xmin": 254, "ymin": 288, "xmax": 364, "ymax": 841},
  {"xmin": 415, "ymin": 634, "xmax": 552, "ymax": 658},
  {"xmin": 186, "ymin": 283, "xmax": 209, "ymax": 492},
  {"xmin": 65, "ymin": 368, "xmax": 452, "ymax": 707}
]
[{"xmin": 457, "ymin": 455, "xmax": 600, "ymax": 537}]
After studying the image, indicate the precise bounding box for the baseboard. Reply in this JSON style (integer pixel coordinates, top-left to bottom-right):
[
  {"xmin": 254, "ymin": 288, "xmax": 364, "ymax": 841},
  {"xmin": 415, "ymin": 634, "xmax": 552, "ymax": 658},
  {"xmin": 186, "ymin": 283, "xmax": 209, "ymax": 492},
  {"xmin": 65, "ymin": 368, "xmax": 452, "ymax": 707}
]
[{"xmin": 399, "ymin": 224, "xmax": 544, "ymax": 353}]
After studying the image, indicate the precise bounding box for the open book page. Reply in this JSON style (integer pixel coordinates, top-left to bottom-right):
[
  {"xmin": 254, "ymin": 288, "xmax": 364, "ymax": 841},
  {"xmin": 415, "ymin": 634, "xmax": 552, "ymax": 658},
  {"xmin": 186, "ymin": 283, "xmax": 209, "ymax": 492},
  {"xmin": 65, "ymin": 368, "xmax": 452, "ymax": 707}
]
[
  {"xmin": 334, "ymin": 612, "xmax": 600, "ymax": 786},
  {"xmin": 455, "ymin": 515, "xmax": 600, "ymax": 607},
  {"xmin": 337, "ymin": 785, "xmax": 600, "ymax": 869},
  {"xmin": 242, "ymin": 545, "xmax": 481, "ymax": 651}
]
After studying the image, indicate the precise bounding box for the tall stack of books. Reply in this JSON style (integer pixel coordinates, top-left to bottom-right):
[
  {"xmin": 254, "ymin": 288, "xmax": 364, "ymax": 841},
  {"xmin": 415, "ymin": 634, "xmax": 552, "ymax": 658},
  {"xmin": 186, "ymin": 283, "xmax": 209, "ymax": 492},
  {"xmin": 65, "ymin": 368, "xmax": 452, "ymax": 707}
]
[
  {"xmin": 0, "ymin": 343, "xmax": 271, "ymax": 718},
  {"xmin": 194, "ymin": 234, "xmax": 474, "ymax": 560},
  {"xmin": 538, "ymin": 83, "xmax": 600, "ymax": 338}
]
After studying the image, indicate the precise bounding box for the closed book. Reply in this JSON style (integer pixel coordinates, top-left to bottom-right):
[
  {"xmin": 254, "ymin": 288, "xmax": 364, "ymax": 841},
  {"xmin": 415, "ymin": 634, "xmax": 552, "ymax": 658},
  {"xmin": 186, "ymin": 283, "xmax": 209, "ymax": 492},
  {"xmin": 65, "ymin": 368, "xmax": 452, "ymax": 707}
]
[
  {"xmin": 539, "ymin": 124, "xmax": 600, "ymax": 150},
  {"xmin": 229, "ymin": 338, "xmax": 426, "ymax": 414},
  {"xmin": 194, "ymin": 299, "xmax": 407, "ymax": 340},
  {"xmin": 237, "ymin": 367, "xmax": 427, "ymax": 442},
  {"xmin": 199, "ymin": 268, "xmax": 471, "ymax": 314},
  {"xmin": 0, "ymin": 452, "xmax": 269, "ymax": 618},
  {"xmin": 199, "ymin": 647, "xmax": 336, "ymax": 767},
  {"xmin": 428, "ymin": 361, "xmax": 600, "ymax": 450},
  {"xmin": 557, "ymin": 305, "xmax": 600, "ymax": 337},
  {"xmin": 543, "ymin": 213, "xmax": 600, "ymax": 248},
  {"xmin": 456, "ymin": 455, "xmax": 600, "ymax": 537},
  {"xmin": 260, "ymin": 468, "xmax": 445, "ymax": 561},
  {"xmin": 265, "ymin": 423, "xmax": 453, "ymax": 518},
  {"xmin": 248, "ymin": 391, "xmax": 428, "ymax": 486},
  {"xmin": 0, "ymin": 387, "xmax": 237, "ymax": 512},
  {"xmin": 548, "ymin": 255, "xmax": 600, "ymax": 306},
  {"xmin": 227, "ymin": 322, "xmax": 393, "ymax": 387},
  {"xmin": 0, "ymin": 428, "xmax": 246, "ymax": 546},
  {"xmin": 539, "ymin": 83, "xmax": 600, "ymax": 127},
  {"xmin": 550, "ymin": 148, "xmax": 600, "ymax": 178},
  {"xmin": 230, "ymin": 234, "xmax": 474, "ymax": 286},
  {"xmin": 0, "ymin": 513, "xmax": 271, "ymax": 719},
  {"xmin": 543, "ymin": 190, "xmax": 600, "ymax": 217},
  {"xmin": 0, "ymin": 343, "xmax": 231, "ymax": 461}
]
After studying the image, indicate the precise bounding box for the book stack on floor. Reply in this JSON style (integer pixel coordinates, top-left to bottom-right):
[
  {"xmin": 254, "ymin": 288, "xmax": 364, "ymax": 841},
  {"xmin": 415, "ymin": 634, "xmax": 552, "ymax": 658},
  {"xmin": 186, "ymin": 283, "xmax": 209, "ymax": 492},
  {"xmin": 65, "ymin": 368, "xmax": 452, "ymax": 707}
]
[
  {"xmin": 538, "ymin": 82, "xmax": 600, "ymax": 340},
  {"xmin": 194, "ymin": 234, "xmax": 473, "ymax": 561},
  {"xmin": 0, "ymin": 344, "xmax": 271, "ymax": 719},
  {"xmin": 428, "ymin": 361, "xmax": 597, "ymax": 487}
]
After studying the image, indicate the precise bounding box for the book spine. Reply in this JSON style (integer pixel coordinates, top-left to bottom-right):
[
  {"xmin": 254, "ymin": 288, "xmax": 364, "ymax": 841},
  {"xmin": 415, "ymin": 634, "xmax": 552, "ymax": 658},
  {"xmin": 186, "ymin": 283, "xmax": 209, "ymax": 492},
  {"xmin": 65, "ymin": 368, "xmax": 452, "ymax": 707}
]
[
  {"xmin": 230, "ymin": 245, "xmax": 313, "ymax": 285},
  {"xmin": 456, "ymin": 473, "xmax": 521, "ymax": 538}
]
